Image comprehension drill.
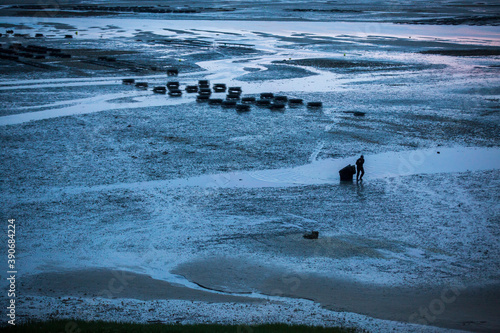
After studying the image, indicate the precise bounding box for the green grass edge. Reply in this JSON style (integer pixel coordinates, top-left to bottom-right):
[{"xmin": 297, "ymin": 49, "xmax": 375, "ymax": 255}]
[{"xmin": 1, "ymin": 320, "xmax": 364, "ymax": 333}]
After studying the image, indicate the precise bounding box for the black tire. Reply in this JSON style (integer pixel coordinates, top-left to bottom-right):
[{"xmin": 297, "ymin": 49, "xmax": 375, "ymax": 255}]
[
  {"xmin": 236, "ymin": 104, "xmax": 250, "ymax": 112},
  {"xmin": 185, "ymin": 85, "xmax": 198, "ymax": 93},
  {"xmin": 241, "ymin": 97, "xmax": 256, "ymax": 103},
  {"xmin": 167, "ymin": 68, "xmax": 179, "ymax": 76},
  {"xmin": 256, "ymin": 99, "xmax": 271, "ymax": 106},
  {"xmin": 222, "ymin": 100, "xmax": 237, "ymax": 108},
  {"xmin": 307, "ymin": 102, "xmax": 322, "ymax": 108},
  {"xmin": 213, "ymin": 86, "xmax": 226, "ymax": 93},
  {"xmin": 153, "ymin": 86, "xmax": 167, "ymax": 94},
  {"xmin": 198, "ymin": 80, "xmax": 210, "ymax": 87},
  {"xmin": 196, "ymin": 95, "xmax": 209, "ymax": 102},
  {"xmin": 228, "ymin": 86, "xmax": 242, "ymax": 93},
  {"xmin": 168, "ymin": 89, "xmax": 182, "ymax": 97},
  {"xmin": 167, "ymin": 81, "xmax": 180, "ymax": 89},
  {"xmin": 289, "ymin": 98, "xmax": 303, "ymax": 104},
  {"xmin": 199, "ymin": 88, "xmax": 212, "ymax": 96},
  {"xmin": 226, "ymin": 93, "xmax": 240, "ymax": 100},
  {"xmin": 270, "ymin": 102, "xmax": 286, "ymax": 110},
  {"xmin": 208, "ymin": 98, "xmax": 223, "ymax": 105}
]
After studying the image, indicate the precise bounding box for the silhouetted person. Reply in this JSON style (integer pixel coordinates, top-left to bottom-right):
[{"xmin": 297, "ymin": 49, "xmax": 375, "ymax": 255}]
[{"xmin": 356, "ymin": 155, "xmax": 365, "ymax": 181}]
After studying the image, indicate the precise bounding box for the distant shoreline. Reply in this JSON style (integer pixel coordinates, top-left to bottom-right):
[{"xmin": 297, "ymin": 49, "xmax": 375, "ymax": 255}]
[{"xmin": 0, "ymin": 0, "xmax": 499, "ymax": 26}]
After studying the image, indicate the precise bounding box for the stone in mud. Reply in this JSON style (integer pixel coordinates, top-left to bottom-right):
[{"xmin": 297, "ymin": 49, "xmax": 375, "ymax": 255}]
[{"xmin": 303, "ymin": 231, "xmax": 319, "ymax": 239}]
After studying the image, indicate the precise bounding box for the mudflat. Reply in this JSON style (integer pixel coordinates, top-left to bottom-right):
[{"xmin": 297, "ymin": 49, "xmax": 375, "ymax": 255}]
[
  {"xmin": 174, "ymin": 257, "xmax": 500, "ymax": 332},
  {"xmin": 1, "ymin": 1, "xmax": 499, "ymax": 332}
]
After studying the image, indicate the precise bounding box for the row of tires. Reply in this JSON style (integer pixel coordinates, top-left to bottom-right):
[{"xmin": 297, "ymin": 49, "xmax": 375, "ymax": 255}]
[
  {"xmin": 4, "ymin": 43, "xmax": 62, "ymax": 54},
  {"xmin": 122, "ymin": 78, "xmax": 323, "ymax": 110},
  {"xmin": 0, "ymin": 43, "xmax": 71, "ymax": 60},
  {"xmin": 1, "ymin": 43, "xmax": 180, "ymax": 76},
  {"xmin": 13, "ymin": 4, "xmax": 199, "ymax": 13},
  {"xmin": 1, "ymin": 31, "xmax": 73, "ymax": 39},
  {"xmin": 71, "ymin": 5, "xmax": 198, "ymax": 13}
]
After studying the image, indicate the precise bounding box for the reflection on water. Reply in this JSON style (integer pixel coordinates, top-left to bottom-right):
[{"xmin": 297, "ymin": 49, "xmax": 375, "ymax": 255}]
[
  {"xmin": 356, "ymin": 180, "xmax": 365, "ymax": 201},
  {"xmin": 61, "ymin": 146, "xmax": 500, "ymax": 194},
  {"xmin": 168, "ymin": 146, "xmax": 500, "ymax": 189}
]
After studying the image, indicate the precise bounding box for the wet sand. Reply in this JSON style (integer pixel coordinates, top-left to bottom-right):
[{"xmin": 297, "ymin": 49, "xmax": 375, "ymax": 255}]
[
  {"xmin": 173, "ymin": 257, "xmax": 500, "ymax": 332},
  {"xmin": 22, "ymin": 268, "xmax": 262, "ymax": 304},
  {"xmin": 22, "ymin": 265, "xmax": 500, "ymax": 332}
]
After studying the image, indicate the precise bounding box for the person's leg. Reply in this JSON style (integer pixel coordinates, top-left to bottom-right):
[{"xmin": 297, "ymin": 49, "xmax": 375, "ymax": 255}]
[
  {"xmin": 360, "ymin": 168, "xmax": 364, "ymax": 180},
  {"xmin": 356, "ymin": 168, "xmax": 360, "ymax": 181}
]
